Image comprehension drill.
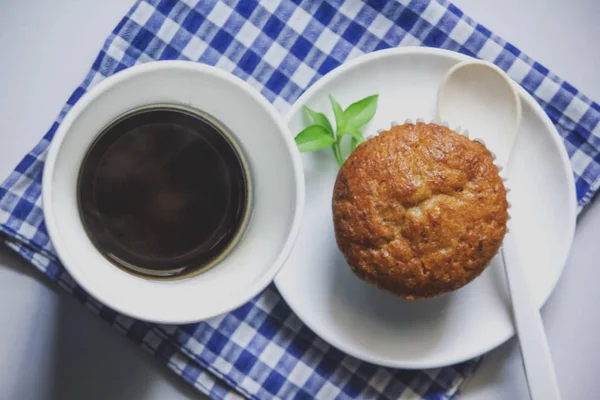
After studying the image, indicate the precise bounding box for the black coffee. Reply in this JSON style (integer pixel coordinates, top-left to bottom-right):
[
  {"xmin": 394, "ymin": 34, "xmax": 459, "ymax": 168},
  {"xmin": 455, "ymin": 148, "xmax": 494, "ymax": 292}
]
[{"xmin": 78, "ymin": 106, "xmax": 249, "ymax": 279}]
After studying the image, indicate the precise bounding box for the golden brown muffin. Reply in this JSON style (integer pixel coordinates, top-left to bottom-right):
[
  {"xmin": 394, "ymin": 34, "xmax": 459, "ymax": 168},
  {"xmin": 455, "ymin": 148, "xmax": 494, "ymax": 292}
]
[{"xmin": 332, "ymin": 122, "xmax": 508, "ymax": 299}]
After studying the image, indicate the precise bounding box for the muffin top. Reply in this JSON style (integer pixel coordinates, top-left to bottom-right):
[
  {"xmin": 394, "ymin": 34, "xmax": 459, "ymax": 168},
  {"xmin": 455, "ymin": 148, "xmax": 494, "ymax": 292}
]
[{"xmin": 332, "ymin": 122, "xmax": 508, "ymax": 299}]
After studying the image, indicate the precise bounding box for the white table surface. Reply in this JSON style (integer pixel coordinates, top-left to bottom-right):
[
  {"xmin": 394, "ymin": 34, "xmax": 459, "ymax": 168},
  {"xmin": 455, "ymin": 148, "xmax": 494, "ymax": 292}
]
[{"xmin": 1, "ymin": 1, "xmax": 599, "ymax": 399}]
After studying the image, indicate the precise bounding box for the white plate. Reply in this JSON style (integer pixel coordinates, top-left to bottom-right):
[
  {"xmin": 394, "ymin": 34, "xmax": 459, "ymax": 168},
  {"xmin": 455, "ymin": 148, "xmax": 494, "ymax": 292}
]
[{"xmin": 275, "ymin": 48, "xmax": 577, "ymax": 369}]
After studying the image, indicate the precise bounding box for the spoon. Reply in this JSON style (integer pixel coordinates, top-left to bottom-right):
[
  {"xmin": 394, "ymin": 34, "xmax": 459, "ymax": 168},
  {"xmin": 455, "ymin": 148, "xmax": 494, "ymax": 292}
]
[{"xmin": 438, "ymin": 60, "xmax": 561, "ymax": 400}]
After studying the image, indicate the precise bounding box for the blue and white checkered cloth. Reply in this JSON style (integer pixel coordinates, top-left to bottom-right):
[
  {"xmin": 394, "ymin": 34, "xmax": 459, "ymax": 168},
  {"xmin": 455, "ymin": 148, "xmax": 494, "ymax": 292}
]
[{"xmin": 1, "ymin": 0, "xmax": 599, "ymax": 398}]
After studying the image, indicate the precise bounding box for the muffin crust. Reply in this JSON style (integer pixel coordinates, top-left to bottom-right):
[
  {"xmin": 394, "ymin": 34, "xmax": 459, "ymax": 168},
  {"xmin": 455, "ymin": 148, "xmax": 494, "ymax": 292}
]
[{"xmin": 332, "ymin": 122, "xmax": 508, "ymax": 299}]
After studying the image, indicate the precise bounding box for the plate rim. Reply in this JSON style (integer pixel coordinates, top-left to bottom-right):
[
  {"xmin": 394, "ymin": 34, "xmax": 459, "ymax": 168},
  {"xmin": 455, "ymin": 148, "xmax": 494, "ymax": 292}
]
[{"xmin": 275, "ymin": 46, "xmax": 577, "ymax": 369}]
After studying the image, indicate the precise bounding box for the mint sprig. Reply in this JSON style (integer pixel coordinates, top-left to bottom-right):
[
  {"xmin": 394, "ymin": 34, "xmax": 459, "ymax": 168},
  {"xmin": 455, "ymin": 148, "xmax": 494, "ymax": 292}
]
[{"xmin": 294, "ymin": 94, "xmax": 379, "ymax": 167}]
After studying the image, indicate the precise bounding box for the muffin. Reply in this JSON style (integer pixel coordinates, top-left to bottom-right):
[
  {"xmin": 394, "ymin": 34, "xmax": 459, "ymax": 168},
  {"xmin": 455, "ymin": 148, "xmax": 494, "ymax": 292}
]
[{"xmin": 332, "ymin": 122, "xmax": 508, "ymax": 299}]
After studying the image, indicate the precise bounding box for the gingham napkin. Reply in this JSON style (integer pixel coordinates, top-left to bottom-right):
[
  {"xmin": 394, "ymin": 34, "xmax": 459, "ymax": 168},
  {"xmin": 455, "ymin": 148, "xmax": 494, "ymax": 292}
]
[{"xmin": 1, "ymin": 0, "xmax": 598, "ymax": 399}]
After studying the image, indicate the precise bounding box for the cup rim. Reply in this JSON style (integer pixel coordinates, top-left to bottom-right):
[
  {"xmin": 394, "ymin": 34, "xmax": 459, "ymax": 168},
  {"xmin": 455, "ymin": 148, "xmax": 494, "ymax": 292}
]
[{"xmin": 42, "ymin": 61, "xmax": 305, "ymax": 323}]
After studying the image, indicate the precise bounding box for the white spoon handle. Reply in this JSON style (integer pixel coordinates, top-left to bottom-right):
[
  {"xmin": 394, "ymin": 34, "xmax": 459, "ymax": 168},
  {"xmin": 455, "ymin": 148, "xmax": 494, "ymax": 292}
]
[{"xmin": 502, "ymin": 232, "xmax": 561, "ymax": 400}]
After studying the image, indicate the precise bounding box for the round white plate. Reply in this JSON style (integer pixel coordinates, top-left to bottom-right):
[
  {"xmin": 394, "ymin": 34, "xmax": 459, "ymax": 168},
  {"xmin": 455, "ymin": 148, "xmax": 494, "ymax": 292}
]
[{"xmin": 274, "ymin": 47, "xmax": 577, "ymax": 369}]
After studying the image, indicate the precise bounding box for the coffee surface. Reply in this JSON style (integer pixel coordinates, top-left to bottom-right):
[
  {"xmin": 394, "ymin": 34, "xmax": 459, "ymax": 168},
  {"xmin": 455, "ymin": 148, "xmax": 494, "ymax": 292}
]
[{"xmin": 78, "ymin": 106, "xmax": 249, "ymax": 278}]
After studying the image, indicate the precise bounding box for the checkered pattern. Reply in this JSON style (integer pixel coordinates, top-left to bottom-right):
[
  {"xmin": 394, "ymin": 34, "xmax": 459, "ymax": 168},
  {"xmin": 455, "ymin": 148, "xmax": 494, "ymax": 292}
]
[{"xmin": 1, "ymin": 0, "xmax": 598, "ymax": 398}]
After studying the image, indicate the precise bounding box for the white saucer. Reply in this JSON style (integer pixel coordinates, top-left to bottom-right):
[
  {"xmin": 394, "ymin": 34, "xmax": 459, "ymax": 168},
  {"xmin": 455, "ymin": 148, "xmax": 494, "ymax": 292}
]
[
  {"xmin": 274, "ymin": 48, "xmax": 577, "ymax": 369},
  {"xmin": 43, "ymin": 62, "xmax": 304, "ymax": 324}
]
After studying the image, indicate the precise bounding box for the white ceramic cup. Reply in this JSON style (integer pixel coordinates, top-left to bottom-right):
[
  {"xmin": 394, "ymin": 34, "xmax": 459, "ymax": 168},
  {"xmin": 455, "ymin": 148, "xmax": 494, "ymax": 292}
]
[{"xmin": 42, "ymin": 61, "xmax": 305, "ymax": 324}]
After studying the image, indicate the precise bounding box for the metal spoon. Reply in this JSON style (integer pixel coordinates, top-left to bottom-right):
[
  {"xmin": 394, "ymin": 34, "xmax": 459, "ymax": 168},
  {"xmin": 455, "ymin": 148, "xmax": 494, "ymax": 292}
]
[{"xmin": 438, "ymin": 60, "xmax": 561, "ymax": 400}]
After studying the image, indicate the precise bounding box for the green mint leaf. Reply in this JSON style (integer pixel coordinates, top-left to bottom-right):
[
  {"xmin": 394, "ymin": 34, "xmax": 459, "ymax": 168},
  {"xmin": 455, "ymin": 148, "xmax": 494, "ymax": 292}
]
[
  {"xmin": 294, "ymin": 125, "xmax": 336, "ymax": 152},
  {"xmin": 344, "ymin": 94, "xmax": 378, "ymax": 130},
  {"xmin": 304, "ymin": 106, "xmax": 334, "ymax": 137},
  {"xmin": 294, "ymin": 93, "xmax": 378, "ymax": 166},
  {"xmin": 329, "ymin": 95, "xmax": 346, "ymax": 132}
]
